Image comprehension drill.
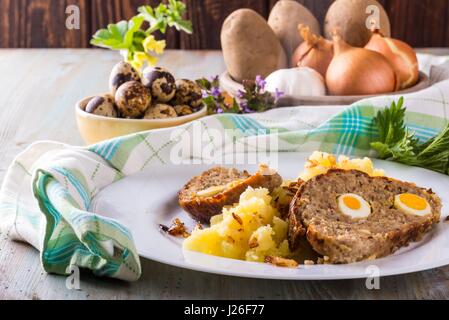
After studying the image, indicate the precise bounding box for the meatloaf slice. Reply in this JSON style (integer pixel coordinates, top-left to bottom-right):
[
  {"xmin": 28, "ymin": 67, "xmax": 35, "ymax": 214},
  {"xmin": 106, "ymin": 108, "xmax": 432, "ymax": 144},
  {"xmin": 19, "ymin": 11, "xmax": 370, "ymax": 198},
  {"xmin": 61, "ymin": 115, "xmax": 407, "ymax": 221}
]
[
  {"xmin": 288, "ymin": 169, "xmax": 441, "ymax": 264},
  {"xmin": 179, "ymin": 164, "xmax": 283, "ymax": 223}
]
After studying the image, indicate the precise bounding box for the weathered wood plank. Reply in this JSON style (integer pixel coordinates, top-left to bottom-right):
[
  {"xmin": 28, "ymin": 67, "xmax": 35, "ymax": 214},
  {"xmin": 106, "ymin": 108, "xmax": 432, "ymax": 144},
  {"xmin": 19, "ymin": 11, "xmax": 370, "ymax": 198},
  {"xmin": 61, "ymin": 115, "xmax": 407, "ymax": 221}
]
[
  {"xmin": 385, "ymin": 0, "xmax": 449, "ymax": 48},
  {"xmin": 0, "ymin": 0, "xmax": 90, "ymax": 48},
  {"xmin": 1, "ymin": 0, "xmax": 449, "ymax": 48}
]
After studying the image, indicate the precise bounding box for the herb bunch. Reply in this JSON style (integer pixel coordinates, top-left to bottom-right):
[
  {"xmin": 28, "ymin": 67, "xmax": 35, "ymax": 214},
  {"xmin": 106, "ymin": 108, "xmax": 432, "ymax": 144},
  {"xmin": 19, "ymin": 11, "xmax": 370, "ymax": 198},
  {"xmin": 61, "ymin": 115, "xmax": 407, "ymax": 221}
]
[
  {"xmin": 196, "ymin": 75, "xmax": 283, "ymax": 115},
  {"xmin": 371, "ymin": 97, "xmax": 449, "ymax": 174},
  {"xmin": 91, "ymin": 0, "xmax": 192, "ymax": 70}
]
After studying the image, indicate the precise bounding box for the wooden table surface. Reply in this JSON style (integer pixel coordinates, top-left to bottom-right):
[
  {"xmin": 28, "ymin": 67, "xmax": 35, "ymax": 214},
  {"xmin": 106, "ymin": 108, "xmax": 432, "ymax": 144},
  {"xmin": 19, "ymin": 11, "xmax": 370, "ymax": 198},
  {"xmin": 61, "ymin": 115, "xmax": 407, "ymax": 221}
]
[{"xmin": 1, "ymin": 49, "xmax": 449, "ymax": 300}]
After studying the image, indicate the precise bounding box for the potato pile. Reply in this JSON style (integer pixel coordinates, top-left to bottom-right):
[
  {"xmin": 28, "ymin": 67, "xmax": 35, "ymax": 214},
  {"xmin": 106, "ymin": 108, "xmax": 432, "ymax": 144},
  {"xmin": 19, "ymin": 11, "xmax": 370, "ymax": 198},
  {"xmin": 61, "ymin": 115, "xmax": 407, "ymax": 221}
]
[
  {"xmin": 221, "ymin": 0, "xmax": 419, "ymax": 97},
  {"xmin": 84, "ymin": 62, "xmax": 203, "ymax": 119},
  {"xmin": 221, "ymin": 0, "xmax": 391, "ymax": 80},
  {"xmin": 183, "ymin": 187, "xmax": 291, "ymax": 262}
]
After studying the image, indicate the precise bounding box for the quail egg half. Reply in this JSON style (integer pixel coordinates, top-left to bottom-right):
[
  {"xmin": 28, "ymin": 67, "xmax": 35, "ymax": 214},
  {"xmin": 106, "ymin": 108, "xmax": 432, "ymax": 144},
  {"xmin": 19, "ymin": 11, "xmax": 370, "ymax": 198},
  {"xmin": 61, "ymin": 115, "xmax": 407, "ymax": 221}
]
[
  {"xmin": 394, "ymin": 193, "xmax": 431, "ymax": 216},
  {"xmin": 115, "ymin": 81, "xmax": 151, "ymax": 118},
  {"xmin": 337, "ymin": 193, "xmax": 371, "ymax": 219}
]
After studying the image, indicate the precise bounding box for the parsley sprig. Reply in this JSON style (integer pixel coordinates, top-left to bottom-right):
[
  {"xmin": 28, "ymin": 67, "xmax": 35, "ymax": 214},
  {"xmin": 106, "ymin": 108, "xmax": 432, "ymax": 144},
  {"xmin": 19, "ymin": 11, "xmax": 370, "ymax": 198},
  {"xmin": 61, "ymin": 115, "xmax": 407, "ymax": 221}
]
[{"xmin": 371, "ymin": 97, "xmax": 449, "ymax": 174}]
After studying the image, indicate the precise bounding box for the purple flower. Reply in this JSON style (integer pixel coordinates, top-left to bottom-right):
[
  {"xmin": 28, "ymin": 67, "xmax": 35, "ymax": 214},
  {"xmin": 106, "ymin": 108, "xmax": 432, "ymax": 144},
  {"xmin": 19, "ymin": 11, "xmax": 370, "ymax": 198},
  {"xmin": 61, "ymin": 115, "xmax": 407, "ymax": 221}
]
[
  {"xmin": 237, "ymin": 89, "xmax": 245, "ymax": 99},
  {"xmin": 211, "ymin": 87, "xmax": 221, "ymax": 98},
  {"xmin": 216, "ymin": 107, "xmax": 224, "ymax": 114},
  {"xmin": 255, "ymin": 75, "xmax": 266, "ymax": 90},
  {"xmin": 239, "ymin": 101, "xmax": 253, "ymax": 114},
  {"xmin": 210, "ymin": 75, "xmax": 219, "ymax": 82},
  {"xmin": 202, "ymin": 90, "xmax": 209, "ymax": 98},
  {"xmin": 274, "ymin": 88, "xmax": 284, "ymax": 102}
]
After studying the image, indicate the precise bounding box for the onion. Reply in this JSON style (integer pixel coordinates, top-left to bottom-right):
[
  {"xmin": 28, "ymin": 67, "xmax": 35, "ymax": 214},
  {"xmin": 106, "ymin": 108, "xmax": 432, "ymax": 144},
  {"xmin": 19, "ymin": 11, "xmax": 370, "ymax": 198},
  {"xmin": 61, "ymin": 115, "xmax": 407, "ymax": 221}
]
[
  {"xmin": 365, "ymin": 28, "xmax": 419, "ymax": 90},
  {"xmin": 326, "ymin": 33, "xmax": 397, "ymax": 96},
  {"xmin": 291, "ymin": 24, "xmax": 333, "ymax": 78}
]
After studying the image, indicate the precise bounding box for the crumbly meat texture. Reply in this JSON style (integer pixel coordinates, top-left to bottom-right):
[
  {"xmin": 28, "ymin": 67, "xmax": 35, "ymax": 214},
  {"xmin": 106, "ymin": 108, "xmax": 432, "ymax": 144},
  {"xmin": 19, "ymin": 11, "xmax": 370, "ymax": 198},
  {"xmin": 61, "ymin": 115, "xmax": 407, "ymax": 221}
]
[
  {"xmin": 179, "ymin": 167, "xmax": 283, "ymax": 223},
  {"xmin": 288, "ymin": 169, "xmax": 441, "ymax": 264}
]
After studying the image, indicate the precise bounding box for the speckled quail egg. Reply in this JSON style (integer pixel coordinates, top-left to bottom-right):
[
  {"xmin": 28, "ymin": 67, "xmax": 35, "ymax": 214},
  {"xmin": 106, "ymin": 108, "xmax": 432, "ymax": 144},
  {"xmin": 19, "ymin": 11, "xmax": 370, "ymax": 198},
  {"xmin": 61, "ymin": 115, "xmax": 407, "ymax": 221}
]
[
  {"xmin": 174, "ymin": 104, "xmax": 193, "ymax": 116},
  {"xmin": 174, "ymin": 79, "xmax": 203, "ymax": 108},
  {"xmin": 144, "ymin": 104, "xmax": 178, "ymax": 119},
  {"xmin": 85, "ymin": 94, "xmax": 118, "ymax": 118},
  {"xmin": 109, "ymin": 61, "xmax": 141, "ymax": 95},
  {"xmin": 142, "ymin": 67, "xmax": 176, "ymax": 102},
  {"xmin": 115, "ymin": 81, "xmax": 151, "ymax": 118}
]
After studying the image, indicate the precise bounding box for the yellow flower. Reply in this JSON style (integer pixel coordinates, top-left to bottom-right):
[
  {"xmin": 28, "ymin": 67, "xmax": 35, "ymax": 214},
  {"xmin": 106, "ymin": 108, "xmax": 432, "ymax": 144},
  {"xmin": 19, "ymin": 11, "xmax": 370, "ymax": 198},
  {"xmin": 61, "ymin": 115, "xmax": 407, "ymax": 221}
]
[
  {"xmin": 130, "ymin": 51, "xmax": 159, "ymax": 71},
  {"xmin": 143, "ymin": 35, "xmax": 166, "ymax": 55}
]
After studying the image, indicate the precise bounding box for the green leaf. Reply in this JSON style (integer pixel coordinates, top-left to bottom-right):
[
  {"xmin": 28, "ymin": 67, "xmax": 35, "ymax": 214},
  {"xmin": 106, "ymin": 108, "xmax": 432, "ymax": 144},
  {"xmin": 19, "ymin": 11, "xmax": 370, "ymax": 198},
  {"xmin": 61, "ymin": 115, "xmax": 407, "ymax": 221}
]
[
  {"xmin": 370, "ymin": 97, "xmax": 449, "ymax": 175},
  {"xmin": 372, "ymin": 97, "xmax": 406, "ymax": 146},
  {"xmin": 370, "ymin": 142, "xmax": 392, "ymax": 159},
  {"xmin": 195, "ymin": 78, "xmax": 212, "ymax": 91},
  {"xmin": 138, "ymin": 5, "xmax": 158, "ymax": 26},
  {"xmin": 91, "ymin": 27, "xmax": 128, "ymax": 49},
  {"xmin": 171, "ymin": 20, "xmax": 193, "ymax": 34},
  {"xmin": 138, "ymin": 1, "xmax": 192, "ymax": 34},
  {"xmin": 124, "ymin": 16, "xmax": 145, "ymax": 48},
  {"xmin": 417, "ymin": 123, "xmax": 449, "ymax": 158}
]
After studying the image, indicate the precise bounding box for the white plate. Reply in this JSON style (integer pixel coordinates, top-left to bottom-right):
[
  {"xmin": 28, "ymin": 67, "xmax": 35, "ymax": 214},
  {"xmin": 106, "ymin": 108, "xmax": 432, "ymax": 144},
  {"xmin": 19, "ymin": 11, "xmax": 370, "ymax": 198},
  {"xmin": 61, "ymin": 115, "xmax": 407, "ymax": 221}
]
[{"xmin": 90, "ymin": 153, "xmax": 449, "ymax": 280}]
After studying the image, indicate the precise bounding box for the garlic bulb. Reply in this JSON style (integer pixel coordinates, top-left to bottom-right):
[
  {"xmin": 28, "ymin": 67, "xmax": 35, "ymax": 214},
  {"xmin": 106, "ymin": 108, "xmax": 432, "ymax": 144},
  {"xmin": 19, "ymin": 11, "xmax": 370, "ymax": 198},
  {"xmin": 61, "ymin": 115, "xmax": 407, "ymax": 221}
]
[{"xmin": 265, "ymin": 67, "xmax": 326, "ymax": 96}]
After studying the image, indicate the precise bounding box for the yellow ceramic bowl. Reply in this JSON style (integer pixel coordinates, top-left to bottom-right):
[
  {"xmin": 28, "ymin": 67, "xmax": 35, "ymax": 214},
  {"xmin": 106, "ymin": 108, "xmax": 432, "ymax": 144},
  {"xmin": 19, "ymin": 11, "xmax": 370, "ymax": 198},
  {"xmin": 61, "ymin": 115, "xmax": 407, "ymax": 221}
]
[{"xmin": 76, "ymin": 94, "xmax": 208, "ymax": 145}]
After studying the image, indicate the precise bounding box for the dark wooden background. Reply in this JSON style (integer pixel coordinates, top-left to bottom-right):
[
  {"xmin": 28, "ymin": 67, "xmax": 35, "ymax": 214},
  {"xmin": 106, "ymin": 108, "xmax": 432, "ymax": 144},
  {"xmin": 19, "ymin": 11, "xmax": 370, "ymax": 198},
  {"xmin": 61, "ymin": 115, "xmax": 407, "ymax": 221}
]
[{"xmin": 1, "ymin": 0, "xmax": 448, "ymax": 49}]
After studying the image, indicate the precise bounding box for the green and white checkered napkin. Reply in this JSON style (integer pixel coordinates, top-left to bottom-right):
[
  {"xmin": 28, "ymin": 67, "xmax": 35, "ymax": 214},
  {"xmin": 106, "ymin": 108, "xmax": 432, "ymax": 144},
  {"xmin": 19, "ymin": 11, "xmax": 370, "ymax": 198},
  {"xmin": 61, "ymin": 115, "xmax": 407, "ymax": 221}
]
[{"xmin": 1, "ymin": 55, "xmax": 448, "ymax": 281}]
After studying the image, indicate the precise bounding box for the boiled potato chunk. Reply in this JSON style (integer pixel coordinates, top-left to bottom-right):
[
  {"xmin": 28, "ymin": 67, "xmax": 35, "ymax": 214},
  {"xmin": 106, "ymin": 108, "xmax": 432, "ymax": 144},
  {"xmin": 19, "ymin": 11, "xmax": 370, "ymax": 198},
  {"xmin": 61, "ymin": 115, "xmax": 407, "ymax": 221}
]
[
  {"xmin": 299, "ymin": 151, "xmax": 385, "ymax": 181},
  {"xmin": 183, "ymin": 187, "xmax": 291, "ymax": 261}
]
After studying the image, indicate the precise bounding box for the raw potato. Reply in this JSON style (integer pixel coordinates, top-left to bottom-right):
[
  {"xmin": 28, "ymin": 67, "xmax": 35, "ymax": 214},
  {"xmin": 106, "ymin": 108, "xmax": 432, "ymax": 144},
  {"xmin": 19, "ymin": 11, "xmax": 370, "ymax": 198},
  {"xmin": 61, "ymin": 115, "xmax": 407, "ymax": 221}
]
[
  {"xmin": 268, "ymin": 0, "xmax": 320, "ymax": 62},
  {"xmin": 324, "ymin": 0, "xmax": 391, "ymax": 47},
  {"xmin": 221, "ymin": 9, "xmax": 287, "ymax": 83}
]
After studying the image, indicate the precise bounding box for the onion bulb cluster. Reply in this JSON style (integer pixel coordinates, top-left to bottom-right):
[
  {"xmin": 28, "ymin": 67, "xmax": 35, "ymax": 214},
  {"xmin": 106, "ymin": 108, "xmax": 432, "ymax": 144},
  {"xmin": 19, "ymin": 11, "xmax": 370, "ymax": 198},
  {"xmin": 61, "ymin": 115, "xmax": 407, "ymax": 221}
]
[{"xmin": 261, "ymin": 5, "xmax": 419, "ymax": 98}]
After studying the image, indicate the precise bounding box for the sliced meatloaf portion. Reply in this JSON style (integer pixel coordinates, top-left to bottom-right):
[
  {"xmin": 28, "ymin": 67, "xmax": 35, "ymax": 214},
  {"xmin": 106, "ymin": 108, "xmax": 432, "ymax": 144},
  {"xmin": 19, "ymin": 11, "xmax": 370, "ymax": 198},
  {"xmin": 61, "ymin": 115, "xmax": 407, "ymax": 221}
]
[
  {"xmin": 179, "ymin": 165, "xmax": 283, "ymax": 223},
  {"xmin": 288, "ymin": 169, "xmax": 441, "ymax": 264}
]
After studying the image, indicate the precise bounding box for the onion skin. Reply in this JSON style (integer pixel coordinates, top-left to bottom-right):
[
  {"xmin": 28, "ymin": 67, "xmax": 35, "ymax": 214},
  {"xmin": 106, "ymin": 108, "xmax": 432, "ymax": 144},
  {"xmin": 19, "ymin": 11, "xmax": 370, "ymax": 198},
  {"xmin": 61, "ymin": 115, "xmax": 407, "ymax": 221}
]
[
  {"xmin": 365, "ymin": 30, "xmax": 419, "ymax": 90},
  {"xmin": 291, "ymin": 25, "xmax": 333, "ymax": 78},
  {"xmin": 326, "ymin": 34, "xmax": 397, "ymax": 96}
]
